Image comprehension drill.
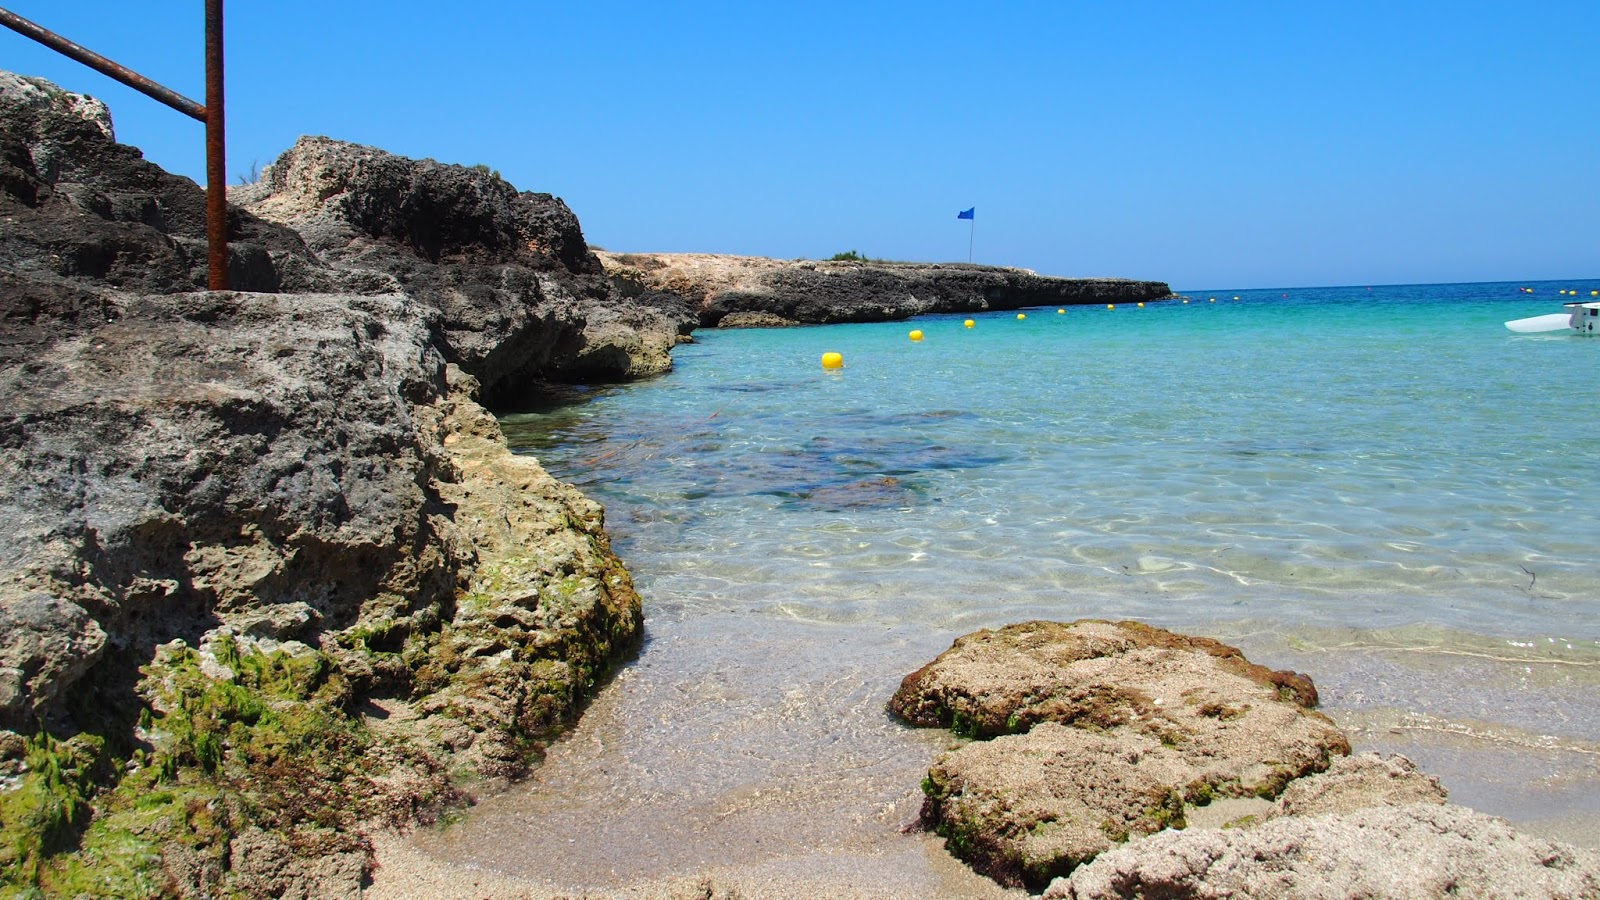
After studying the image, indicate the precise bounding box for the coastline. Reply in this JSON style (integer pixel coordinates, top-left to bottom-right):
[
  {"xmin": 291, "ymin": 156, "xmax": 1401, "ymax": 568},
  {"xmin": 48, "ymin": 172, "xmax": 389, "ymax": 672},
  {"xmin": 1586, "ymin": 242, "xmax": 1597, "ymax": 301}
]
[
  {"xmin": 5, "ymin": 66, "xmax": 1596, "ymax": 896},
  {"xmin": 0, "ymin": 69, "xmax": 1177, "ymax": 896}
]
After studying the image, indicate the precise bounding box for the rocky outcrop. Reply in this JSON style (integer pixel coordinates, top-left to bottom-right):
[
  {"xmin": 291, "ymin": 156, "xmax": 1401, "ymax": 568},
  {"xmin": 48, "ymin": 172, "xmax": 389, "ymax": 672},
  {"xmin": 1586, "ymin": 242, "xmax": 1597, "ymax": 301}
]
[
  {"xmin": 235, "ymin": 137, "xmax": 695, "ymax": 402},
  {"xmin": 1046, "ymin": 802, "xmax": 1600, "ymax": 899},
  {"xmin": 0, "ymin": 70, "xmax": 651, "ymax": 896},
  {"xmin": 0, "ymin": 72, "xmax": 330, "ymax": 296},
  {"xmin": 598, "ymin": 251, "xmax": 1172, "ymax": 326},
  {"xmin": 890, "ymin": 621, "xmax": 1347, "ymax": 890},
  {"xmin": 895, "ymin": 623, "xmax": 1600, "ymax": 896}
]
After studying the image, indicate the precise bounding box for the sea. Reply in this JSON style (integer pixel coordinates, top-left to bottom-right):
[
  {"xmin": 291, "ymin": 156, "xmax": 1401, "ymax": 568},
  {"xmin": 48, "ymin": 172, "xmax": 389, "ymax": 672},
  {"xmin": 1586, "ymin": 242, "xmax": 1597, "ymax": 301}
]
[{"xmin": 414, "ymin": 280, "xmax": 1600, "ymax": 894}]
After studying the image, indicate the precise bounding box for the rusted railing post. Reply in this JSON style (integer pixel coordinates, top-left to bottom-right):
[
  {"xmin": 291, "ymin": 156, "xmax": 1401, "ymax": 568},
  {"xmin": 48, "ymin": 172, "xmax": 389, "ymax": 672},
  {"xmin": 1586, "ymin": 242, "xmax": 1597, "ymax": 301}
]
[
  {"xmin": 0, "ymin": 3, "xmax": 229, "ymax": 291},
  {"xmin": 204, "ymin": 0, "xmax": 227, "ymax": 290}
]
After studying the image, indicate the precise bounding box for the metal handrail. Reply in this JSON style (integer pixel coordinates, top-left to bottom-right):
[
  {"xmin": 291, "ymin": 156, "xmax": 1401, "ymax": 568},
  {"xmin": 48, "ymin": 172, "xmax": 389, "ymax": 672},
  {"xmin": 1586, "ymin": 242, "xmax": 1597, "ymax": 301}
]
[{"xmin": 0, "ymin": 3, "xmax": 229, "ymax": 290}]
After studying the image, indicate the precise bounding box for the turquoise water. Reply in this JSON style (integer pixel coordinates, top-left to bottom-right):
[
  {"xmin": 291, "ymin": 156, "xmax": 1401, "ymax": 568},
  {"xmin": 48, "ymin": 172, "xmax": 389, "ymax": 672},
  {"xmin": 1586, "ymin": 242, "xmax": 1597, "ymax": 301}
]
[
  {"xmin": 433, "ymin": 281, "xmax": 1600, "ymax": 891},
  {"xmin": 507, "ymin": 281, "xmax": 1599, "ymax": 641}
]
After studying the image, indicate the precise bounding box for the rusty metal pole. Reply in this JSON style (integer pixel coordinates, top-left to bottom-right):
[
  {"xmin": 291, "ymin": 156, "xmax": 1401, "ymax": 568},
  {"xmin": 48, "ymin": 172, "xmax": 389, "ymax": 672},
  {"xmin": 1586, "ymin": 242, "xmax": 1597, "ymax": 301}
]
[{"xmin": 204, "ymin": 0, "xmax": 228, "ymax": 291}]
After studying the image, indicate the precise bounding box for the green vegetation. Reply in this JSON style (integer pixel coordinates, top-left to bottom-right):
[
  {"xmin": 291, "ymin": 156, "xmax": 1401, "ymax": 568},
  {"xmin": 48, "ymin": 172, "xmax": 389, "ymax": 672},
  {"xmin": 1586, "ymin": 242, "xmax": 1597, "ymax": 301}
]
[
  {"xmin": 949, "ymin": 708, "xmax": 981, "ymax": 739},
  {"xmin": 0, "ymin": 733, "xmax": 105, "ymax": 888},
  {"xmin": 0, "ymin": 637, "xmax": 461, "ymax": 897},
  {"xmin": 828, "ymin": 250, "xmax": 868, "ymax": 262},
  {"xmin": 468, "ymin": 163, "xmax": 503, "ymax": 181}
]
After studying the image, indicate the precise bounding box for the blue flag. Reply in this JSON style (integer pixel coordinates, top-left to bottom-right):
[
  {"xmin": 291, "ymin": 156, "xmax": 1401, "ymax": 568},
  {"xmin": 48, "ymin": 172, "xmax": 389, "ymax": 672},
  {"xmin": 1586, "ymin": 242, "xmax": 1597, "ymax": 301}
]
[{"xmin": 957, "ymin": 207, "xmax": 975, "ymax": 220}]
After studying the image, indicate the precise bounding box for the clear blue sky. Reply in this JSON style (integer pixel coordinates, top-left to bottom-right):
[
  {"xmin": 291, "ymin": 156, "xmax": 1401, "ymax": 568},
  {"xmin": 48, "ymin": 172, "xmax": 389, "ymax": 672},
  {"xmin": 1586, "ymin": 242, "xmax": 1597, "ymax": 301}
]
[{"xmin": 3, "ymin": 1, "xmax": 1595, "ymax": 290}]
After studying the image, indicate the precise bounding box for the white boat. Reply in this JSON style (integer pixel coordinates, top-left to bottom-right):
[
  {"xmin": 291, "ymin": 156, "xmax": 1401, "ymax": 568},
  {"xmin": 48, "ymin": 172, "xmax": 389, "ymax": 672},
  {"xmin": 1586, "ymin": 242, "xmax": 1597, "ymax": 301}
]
[{"xmin": 1505, "ymin": 302, "xmax": 1600, "ymax": 334}]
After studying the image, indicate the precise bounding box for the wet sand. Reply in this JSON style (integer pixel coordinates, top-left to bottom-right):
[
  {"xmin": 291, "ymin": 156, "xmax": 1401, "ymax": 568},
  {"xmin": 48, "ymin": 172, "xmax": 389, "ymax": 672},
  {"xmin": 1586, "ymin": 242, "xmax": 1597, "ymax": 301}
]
[{"xmin": 366, "ymin": 613, "xmax": 1600, "ymax": 898}]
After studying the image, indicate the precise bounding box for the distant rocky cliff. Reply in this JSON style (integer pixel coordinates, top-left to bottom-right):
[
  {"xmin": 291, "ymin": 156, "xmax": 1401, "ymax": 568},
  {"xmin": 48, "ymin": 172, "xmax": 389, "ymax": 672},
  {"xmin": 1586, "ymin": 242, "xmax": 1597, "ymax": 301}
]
[{"xmin": 597, "ymin": 251, "xmax": 1172, "ymax": 327}]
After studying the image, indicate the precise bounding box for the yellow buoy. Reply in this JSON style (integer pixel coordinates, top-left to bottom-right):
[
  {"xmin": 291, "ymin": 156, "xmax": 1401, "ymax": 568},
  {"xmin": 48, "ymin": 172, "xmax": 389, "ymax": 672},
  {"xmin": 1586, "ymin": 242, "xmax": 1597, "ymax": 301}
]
[
  {"xmin": 1107, "ymin": 304, "xmax": 1115, "ymax": 310},
  {"xmin": 1017, "ymin": 313, "xmax": 1027, "ymax": 320},
  {"xmin": 1591, "ymin": 290, "xmax": 1598, "ymax": 297},
  {"xmin": 963, "ymin": 319, "xmax": 975, "ymax": 328},
  {"xmin": 1209, "ymin": 297, "xmax": 1216, "ymax": 302},
  {"xmin": 1559, "ymin": 289, "xmax": 1568, "ymax": 295},
  {"xmin": 1233, "ymin": 296, "xmax": 1240, "ymax": 301},
  {"xmin": 1057, "ymin": 308, "xmax": 1065, "ymax": 314},
  {"xmin": 909, "ymin": 329, "xmax": 924, "ymax": 342},
  {"xmin": 821, "ymin": 352, "xmax": 843, "ymax": 370},
  {"xmin": 1182, "ymin": 299, "xmax": 1190, "ymax": 303},
  {"xmin": 1137, "ymin": 302, "xmax": 1145, "ymax": 308}
]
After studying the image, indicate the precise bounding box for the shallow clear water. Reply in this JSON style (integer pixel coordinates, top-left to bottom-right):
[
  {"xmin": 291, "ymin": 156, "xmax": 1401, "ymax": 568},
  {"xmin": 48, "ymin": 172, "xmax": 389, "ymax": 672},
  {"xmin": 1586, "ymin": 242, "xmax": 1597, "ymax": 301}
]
[{"xmin": 423, "ymin": 281, "xmax": 1600, "ymax": 892}]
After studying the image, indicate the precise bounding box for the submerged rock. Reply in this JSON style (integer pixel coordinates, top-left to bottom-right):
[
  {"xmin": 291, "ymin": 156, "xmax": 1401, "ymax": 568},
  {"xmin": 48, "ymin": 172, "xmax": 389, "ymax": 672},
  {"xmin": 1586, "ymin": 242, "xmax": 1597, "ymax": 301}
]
[
  {"xmin": 799, "ymin": 476, "xmax": 917, "ymax": 510},
  {"xmin": 891, "ymin": 620, "xmax": 1347, "ymax": 890}
]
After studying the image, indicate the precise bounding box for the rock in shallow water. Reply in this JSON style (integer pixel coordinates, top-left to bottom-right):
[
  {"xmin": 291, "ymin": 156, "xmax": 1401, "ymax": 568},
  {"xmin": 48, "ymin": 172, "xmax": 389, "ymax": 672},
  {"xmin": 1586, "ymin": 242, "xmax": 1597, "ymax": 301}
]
[
  {"xmin": 891, "ymin": 620, "xmax": 1348, "ymax": 890},
  {"xmin": 893, "ymin": 621, "xmax": 1600, "ymax": 896}
]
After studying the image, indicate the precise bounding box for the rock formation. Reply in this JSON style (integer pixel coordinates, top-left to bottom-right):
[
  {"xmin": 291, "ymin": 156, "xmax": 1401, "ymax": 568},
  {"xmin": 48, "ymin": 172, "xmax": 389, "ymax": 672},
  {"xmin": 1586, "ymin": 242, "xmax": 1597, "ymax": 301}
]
[
  {"xmin": 0, "ymin": 70, "xmax": 657, "ymax": 895},
  {"xmin": 0, "ymin": 72, "xmax": 330, "ymax": 297},
  {"xmin": 1047, "ymin": 800, "xmax": 1600, "ymax": 899},
  {"xmin": 890, "ymin": 620, "xmax": 1347, "ymax": 890},
  {"xmin": 893, "ymin": 621, "xmax": 1600, "ymax": 897},
  {"xmin": 598, "ymin": 251, "xmax": 1172, "ymax": 327},
  {"xmin": 233, "ymin": 136, "xmax": 696, "ymax": 404}
]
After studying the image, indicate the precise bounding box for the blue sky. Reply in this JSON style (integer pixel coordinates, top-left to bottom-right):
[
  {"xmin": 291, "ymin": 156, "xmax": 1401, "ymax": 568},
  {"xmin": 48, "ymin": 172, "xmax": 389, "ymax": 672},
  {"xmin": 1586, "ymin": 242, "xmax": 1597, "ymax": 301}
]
[{"xmin": 3, "ymin": 1, "xmax": 1596, "ymax": 289}]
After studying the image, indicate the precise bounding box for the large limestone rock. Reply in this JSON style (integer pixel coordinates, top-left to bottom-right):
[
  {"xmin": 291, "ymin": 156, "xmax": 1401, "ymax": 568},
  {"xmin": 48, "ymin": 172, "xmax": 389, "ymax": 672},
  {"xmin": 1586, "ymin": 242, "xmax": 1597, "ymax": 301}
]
[
  {"xmin": 405, "ymin": 368, "xmax": 643, "ymax": 779},
  {"xmin": 1, "ymin": 288, "xmax": 450, "ymax": 729},
  {"xmin": 236, "ymin": 136, "xmax": 695, "ymax": 400},
  {"xmin": 598, "ymin": 251, "xmax": 1172, "ymax": 326},
  {"xmin": 0, "ymin": 69, "xmax": 650, "ymax": 895},
  {"xmin": 891, "ymin": 621, "xmax": 1349, "ymax": 889},
  {"xmin": 895, "ymin": 623, "xmax": 1598, "ymax": 896},
  {"xmin": 1045, "ymin": 803, "xmax": 1600, "ymax": 899}
]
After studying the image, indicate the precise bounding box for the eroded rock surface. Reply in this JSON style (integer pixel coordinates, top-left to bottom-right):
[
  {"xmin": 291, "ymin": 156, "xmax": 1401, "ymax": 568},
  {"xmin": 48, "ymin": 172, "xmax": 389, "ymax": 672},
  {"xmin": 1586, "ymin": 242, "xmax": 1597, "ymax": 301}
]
[
  {"xmin": 0, "ymin": 72, "xmax": 329, "ymax": 296},
  {"xmin": 1267, "ymin": 750, "xmax": 1448, "ymax": 820},
  {"xmin": 891, "ymin": 620, "xmax": 1348, "ymax": 890},
  {"xmin": 0, "ymin": 70, "xmax": 649, "ymax": 896},
  {"xmin": 896, "ymin": 622, "xmax": 1600, "ymax": 896},
  {"xmin": 236, "ymin": 137, "xmax": 695, "ymax": 399},
  {"xmin": 598, "ymin": 251, "xmax": 1172, "ymax": 326},
  {"xmin": 1045, "ymin": 803, "xmax": 1600, "ymax": 900}
]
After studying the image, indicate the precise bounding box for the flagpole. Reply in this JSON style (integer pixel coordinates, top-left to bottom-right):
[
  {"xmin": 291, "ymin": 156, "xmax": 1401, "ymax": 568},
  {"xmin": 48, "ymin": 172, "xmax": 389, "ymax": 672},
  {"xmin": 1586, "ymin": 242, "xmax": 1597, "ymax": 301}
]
[{"xmin": 968, "ymin": 217, "xmax": 974, "ymax": 263}]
